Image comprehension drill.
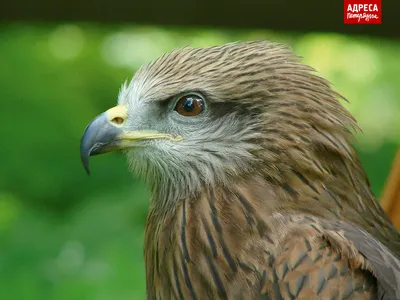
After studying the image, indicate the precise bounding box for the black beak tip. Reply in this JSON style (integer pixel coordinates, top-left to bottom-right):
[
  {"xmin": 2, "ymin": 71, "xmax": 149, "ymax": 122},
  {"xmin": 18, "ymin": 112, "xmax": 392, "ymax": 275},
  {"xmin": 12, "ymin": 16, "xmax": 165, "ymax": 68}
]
[
  {"xmin": 81, "ymin": 156, "xmax": 91, "ymax": 176},
  {"xmin": 80, "ymin": 122, "xmax": 94, "ymax": 176},
  {"xmin": 80, "ymin": 143, "xmax": 91, "ymax": 176}
]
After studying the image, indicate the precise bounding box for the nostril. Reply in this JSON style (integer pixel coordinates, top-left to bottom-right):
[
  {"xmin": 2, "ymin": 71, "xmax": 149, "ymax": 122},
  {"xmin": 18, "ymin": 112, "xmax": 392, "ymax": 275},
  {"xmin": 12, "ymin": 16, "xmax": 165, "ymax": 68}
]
[{"xmin": 111, "ymin": 117, "xmax": 124, "ymax": 125}]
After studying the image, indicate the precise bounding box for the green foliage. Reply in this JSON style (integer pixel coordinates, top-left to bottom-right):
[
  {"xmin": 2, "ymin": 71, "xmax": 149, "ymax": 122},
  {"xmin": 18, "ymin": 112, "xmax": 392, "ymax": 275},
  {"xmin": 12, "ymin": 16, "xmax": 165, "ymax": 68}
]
[{"xmin": 0, "ymin": 24, "xmax": 399, "ymax": 299}]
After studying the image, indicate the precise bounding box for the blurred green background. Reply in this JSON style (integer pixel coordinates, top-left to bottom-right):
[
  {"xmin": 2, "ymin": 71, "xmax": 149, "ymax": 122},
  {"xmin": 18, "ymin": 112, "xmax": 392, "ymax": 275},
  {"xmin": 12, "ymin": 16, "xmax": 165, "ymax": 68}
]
[{"xmin": 0, "ymin": 24, "xmax": 399, "ymax": 299}]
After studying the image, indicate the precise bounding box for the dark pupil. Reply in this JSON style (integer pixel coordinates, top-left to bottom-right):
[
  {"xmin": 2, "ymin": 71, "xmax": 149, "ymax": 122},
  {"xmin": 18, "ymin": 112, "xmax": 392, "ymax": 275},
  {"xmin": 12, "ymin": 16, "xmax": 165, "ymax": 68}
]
[{"xmin": 182, "ymin": 97, "xmax": 196, "ymax": 112}]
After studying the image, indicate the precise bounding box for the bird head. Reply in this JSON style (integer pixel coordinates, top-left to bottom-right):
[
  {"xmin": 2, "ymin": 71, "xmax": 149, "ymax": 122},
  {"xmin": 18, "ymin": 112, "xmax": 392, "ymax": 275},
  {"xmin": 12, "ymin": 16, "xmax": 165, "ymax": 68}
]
[{"xmin": 80, "ymin": 41, "xmax": 358, "ymax": 205}]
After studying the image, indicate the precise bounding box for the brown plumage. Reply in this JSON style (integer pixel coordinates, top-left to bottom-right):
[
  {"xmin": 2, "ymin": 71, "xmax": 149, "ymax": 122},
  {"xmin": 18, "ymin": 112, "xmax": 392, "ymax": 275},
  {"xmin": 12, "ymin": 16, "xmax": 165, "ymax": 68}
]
[
  {"xmin": 80, "ymin": 41, "xmax": 400, "ymax": 299},
  {"xmin": 381, "ymin": 149, "xmax": 400, "ymax": 229}
]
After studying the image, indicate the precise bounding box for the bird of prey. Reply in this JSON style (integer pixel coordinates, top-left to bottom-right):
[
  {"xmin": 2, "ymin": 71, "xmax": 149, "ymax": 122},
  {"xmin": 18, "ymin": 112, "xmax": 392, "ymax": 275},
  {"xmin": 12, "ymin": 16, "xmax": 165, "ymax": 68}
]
[{"xmin": 80, "ymin": 41, "xmax": 400, "ymax": 299}]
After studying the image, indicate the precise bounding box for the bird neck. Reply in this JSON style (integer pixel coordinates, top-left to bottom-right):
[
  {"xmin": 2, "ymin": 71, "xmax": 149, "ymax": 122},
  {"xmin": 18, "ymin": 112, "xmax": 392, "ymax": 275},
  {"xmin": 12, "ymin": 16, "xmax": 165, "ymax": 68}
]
[
  {"xmin": 143, "ymin": 171, "xmax": 400, "ymax": 298},
  {"xmin": 143, "ymin": 176, "xmax": 278, "ymax": 298},
  {"xmin": 146, "ymin": 162, "xmax": 399, "ymax": 258},
  {"xmin": 143, "ymin": 174, "xmax": 356, "ymax": 298}
]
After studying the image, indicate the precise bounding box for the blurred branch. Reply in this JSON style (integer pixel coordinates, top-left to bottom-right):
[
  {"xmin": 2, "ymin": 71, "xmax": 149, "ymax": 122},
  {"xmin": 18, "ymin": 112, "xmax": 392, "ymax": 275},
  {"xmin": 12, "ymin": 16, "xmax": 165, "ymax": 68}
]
[
  {"xmin": 381, "ymin": 149, "xmax": 400, "ymax": 229},
  {"xmin": 1, "ymin": 0, "xmax": 399, "ymax": 39}
]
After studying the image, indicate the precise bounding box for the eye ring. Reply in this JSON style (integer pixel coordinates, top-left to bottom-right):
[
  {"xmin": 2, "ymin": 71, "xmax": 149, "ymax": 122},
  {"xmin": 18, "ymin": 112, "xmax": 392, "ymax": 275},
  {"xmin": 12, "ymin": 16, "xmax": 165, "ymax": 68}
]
[{"xmin": 174, "ymin": 94, "xmax": 205, "ymax": 117}]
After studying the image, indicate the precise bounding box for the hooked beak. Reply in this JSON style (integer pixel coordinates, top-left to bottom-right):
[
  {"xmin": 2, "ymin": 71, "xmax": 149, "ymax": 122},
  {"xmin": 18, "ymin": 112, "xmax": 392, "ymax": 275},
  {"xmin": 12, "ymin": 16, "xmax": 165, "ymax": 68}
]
[{"xmin": 80, "ymin": 104, "xmax": 182, "ymax": 175}]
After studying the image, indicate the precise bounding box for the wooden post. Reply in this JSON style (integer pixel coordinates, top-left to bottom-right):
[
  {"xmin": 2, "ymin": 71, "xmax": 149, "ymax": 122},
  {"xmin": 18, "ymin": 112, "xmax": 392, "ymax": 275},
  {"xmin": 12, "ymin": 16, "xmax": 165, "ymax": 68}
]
[{"xmin": 381, "ymin": 149, "xmax": 400, "ymax": 229}]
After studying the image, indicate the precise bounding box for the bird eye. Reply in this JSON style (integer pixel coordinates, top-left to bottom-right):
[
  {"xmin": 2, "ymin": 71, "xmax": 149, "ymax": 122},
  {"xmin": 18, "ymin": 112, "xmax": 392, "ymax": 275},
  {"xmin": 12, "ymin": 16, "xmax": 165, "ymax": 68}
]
[{"xmin": 174, "ymin": 94, "xmax": 204, "ymax": 116}]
